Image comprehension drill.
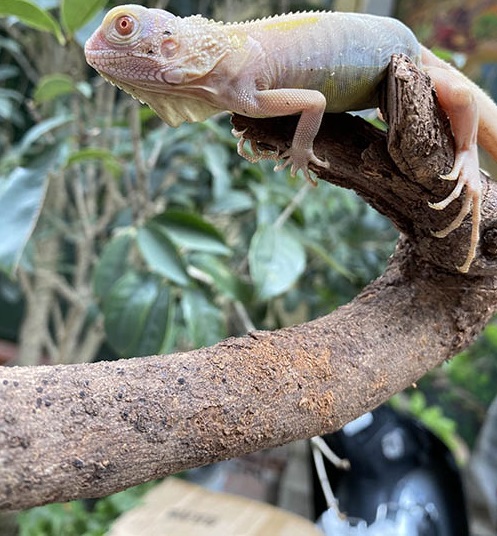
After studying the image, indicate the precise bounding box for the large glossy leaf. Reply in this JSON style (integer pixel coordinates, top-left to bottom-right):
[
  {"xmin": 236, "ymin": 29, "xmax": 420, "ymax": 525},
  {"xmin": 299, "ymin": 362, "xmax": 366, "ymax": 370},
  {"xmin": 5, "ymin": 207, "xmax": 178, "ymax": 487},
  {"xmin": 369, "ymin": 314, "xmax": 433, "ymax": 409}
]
[
  {"xmin": 93, "ymin": 233, "xmax": 133, "ymax": 300},
  {"xmin": 181, "ymin": 288, "xmax": 226, "ymax": 348},
  {"xmin": 248, "ymin": 226, "xmax": 306, "ymax": 300},
  {"xmin": 34, "ymin": 74, "xmax": 76, "ymax": 103},
  {"xmin": 0, "ymin": 155, "xmax": 52, "ymax": 275},
  {"xmin": 153, "ymin": 210, "xmax": 230, "ymax": 255},
  {"xmin": 137, "ymin": 283, "xmax": 175, "ymax": 356},
  {"xmin": 0, "ymin": 0, "xmax": 65, "ymax": 44},
  {"xmin": 137, "ymin": 225, "xmax": 189, "ymax": 286},
  {"xmin": 190, "ymin": 253, "xmax": 251, "ymax": 302},
  {"xmin": 60, "ymin": 0, "xmax": 107, "ymax": 35},
  {"xmin": 103, "ymin": 271, "xmax": 171, "ymax": 357},
  {"xmin": 202, "ymin": 143, "xmax": 254, "ymax": 214}
]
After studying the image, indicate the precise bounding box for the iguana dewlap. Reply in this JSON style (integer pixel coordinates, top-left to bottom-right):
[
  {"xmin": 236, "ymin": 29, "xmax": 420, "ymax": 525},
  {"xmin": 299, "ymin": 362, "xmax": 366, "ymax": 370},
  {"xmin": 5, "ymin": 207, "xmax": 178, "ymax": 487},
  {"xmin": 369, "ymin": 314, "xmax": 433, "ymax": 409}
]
[{"xmin": 85, "ymin": 5, "xmax": 497, "ymax": 273}]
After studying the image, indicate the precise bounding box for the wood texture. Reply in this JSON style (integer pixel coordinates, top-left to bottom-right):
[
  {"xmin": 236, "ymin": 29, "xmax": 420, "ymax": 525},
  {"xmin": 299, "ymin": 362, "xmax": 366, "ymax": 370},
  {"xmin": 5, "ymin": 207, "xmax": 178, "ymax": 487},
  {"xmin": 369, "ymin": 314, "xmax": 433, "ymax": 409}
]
[{"xmin": 1, "ymin": 56, "xmax": 497, "ymax": 511}]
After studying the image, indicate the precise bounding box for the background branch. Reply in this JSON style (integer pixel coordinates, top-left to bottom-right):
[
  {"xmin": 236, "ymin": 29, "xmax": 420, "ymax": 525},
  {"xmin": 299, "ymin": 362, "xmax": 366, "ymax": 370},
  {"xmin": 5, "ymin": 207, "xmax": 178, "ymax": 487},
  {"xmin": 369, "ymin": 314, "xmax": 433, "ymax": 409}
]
[{"xmin": 1, "ymin": 56, "xmax": 497, "ymax": 511}]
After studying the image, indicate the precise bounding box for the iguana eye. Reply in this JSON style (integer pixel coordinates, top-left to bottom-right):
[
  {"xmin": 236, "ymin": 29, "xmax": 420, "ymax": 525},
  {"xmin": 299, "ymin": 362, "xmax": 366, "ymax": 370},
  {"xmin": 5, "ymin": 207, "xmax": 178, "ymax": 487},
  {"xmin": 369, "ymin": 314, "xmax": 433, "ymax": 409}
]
[{"xmin": 115, "ymin": 15, "xmax": 135, "ymax": 36}]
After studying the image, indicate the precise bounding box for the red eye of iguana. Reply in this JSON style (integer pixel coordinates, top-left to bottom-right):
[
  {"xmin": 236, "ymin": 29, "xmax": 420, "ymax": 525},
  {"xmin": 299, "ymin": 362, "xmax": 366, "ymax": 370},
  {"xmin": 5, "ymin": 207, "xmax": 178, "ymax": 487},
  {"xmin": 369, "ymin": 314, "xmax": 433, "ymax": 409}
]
[{"xmin": 115, "ymin": 15, "xmax": 135, "ymax": 36}]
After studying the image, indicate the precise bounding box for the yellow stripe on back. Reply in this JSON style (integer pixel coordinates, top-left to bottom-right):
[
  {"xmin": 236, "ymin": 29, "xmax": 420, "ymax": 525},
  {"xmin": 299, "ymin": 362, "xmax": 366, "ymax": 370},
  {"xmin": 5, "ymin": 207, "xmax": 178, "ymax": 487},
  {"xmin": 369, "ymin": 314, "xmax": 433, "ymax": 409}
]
[{"xmin": 260, "ymin": 15, "xmax": 320, "ymax": 33}]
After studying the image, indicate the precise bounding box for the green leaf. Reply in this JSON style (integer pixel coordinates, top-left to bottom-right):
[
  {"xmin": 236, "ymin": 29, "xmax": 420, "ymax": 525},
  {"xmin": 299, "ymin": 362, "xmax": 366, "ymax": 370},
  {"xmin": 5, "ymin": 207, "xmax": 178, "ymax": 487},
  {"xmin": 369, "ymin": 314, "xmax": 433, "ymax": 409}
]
[
  {"xmin": 153, "ymin": 210, "xmax": 230, "ymax": 255},
  {"xmin": 203, "ymin": 143, "xmax": 231, "ymax": 200},
  {"xmin": 408, "ymin": 391, "xmax": 427, "ymax": 415},
  {"xmin": 0, "ymin": 65, "xmax": 19, "ymax": 81},
  {"xmin": 0, "ymin": 0, "xmax": 65, "ymax": 44},
  {"xmin": 34, "ymin": 73, "xmax": 76, "ymax": 103},
  {"xmin": 484, "ymin": 323, "xmax": 497, "ymax": 349},
  {"xmin": 103, "ymin": 271, "xmax": 171, "ymax": 357},
  {"xmin": 249, "ymin": 226, "xmax": 306, "ymax": 300},
  {"xmin": 65, "ymin": 147, "xmax": 122, "ymax": 176},
  {"xmin": 304, "ymin": 237, "xmax": 356, "ymax": 282},
  {"xmin": 0, "ymin": 90, "xmax": 24, "ymax": 125},
  {"xmin": 93, "ymin": 232, "xmax": 134, "ymax": 299},
  {"xmin": 0, "ymin": 161, "xmax": 49, "ymax": 275},
  {"xmin": 181, "ymin": 288, "xmax": 226, "ymax": 348},
  {"xmin": 0, "ymin": 35, "xmax": 22, "ymax": 55},
  {"xmin": 133, "ymin": 283, "xmax": 174, "ymax": 357},
  {"xmin": 93, "ymin": 233, "xmax": 133, "ymax": 300},
  {"xmin": 190, "ymin": 253, "xmax": 251, "ymax": 302},
  {"xmin": 137, "ymin": 225, "xmax": 189, "ymax": 286},
  {"xmin": 60, "ymin": 0, "xmax": 107, "ymax": 35},
  {"xmin": 18, "ymin": 115, "xmax": 73, "ymax": 153},
  {"xmin": 209, "ymin": 190, "xmax": 253, "ymax": 215}
]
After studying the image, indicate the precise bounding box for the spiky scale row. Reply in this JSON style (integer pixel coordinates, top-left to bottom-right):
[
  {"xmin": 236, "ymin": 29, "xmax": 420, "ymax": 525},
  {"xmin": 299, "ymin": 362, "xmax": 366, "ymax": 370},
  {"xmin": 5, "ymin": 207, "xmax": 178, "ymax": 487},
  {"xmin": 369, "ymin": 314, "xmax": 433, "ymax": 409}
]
[{"xmin": 84, "ymin": 6, "xmax": 497, "ymax": 272}]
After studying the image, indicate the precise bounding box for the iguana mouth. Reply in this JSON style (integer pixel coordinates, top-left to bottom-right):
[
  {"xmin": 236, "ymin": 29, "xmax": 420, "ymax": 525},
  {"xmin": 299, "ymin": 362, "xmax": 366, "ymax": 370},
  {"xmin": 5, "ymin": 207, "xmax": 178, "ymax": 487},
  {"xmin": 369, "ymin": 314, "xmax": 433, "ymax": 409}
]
[{"xmin": 85, "ymin": 48, "xmax": 153, "ymax": 70}]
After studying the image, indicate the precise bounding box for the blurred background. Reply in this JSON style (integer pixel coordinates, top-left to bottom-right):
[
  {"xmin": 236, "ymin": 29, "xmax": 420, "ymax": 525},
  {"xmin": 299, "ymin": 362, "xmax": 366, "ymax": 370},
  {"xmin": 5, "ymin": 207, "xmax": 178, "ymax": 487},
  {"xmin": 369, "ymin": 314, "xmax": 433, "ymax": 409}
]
[{"xmin": 1, "ymin": 0, "xmax": 497, "ymax": 534}]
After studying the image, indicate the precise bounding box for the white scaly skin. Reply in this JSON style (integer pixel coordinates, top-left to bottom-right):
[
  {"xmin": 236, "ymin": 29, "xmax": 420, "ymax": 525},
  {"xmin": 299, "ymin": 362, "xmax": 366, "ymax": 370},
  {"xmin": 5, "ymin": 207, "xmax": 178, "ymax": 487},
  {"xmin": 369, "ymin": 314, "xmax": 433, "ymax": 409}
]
[{"xmin": 85, "ymin": 5, "xmax": 497, "ymax": 273}]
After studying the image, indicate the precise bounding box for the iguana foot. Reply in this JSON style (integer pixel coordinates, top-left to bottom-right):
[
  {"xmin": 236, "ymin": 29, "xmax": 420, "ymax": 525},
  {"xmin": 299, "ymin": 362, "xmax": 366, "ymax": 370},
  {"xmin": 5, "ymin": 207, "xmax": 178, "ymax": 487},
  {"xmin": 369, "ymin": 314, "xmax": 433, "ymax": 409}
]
[
  {"xmin": 232, "ymin": 128, "xmax": 328, "ymax": 185},
  {"xmin": 429, "ymin": 147, "xmax": 482, "ymax": 273},
  {"xmin": 274, "ymin": 146, "xmax": 329, "ymax": 185},
  {"xmin": 232, "ymin": 128, "xmax": 278, "ymax": 163}
]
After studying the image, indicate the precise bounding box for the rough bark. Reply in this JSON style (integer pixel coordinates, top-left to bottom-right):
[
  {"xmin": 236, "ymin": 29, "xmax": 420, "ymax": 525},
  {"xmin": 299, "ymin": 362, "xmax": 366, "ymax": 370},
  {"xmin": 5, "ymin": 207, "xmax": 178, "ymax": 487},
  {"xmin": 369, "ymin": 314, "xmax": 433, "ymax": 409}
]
[{"xmin": 1, "ymin": 56, "xmax": 497, "ymax": 511}]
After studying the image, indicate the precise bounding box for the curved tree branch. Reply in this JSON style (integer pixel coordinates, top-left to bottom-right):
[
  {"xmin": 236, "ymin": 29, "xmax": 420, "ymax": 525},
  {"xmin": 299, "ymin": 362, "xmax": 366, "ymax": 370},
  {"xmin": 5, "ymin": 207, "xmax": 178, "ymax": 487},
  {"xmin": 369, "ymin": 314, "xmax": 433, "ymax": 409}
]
[{"xmin": 1, "ymin": 56, "xmax": 497, "ymax": 511}]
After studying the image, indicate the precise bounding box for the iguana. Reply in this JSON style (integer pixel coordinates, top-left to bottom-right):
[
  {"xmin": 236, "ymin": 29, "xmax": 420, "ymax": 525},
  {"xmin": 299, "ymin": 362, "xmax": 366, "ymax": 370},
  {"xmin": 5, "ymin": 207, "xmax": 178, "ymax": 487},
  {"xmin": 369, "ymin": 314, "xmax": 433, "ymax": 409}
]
[{"xmin": 84, "ymin": 5, "xmax": 497, "ymax": 273}]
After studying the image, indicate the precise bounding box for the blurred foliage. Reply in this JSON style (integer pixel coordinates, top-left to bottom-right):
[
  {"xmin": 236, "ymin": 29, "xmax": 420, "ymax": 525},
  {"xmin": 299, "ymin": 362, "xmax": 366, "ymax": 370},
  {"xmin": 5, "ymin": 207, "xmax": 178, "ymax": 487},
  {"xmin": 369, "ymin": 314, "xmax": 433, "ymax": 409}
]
[
  {"xmin": 0, "ymin": 0, "xmax": 495, "ymax": 531},
  {"xmin": 17, "ymin": 481, "xmax": 156, "ymax": 536},
  {"xmin": 417, "ymin": 321, "xmax": 497, "ymax": 449},
  {"xmin": 0, "ymin": 0, "xmax": 395, "ymax": 368},
  {"xmin": 390, "ymin": 318, "xmax": 497, "ymax": 457},
  {"xmin": 391, "ymin": 391, "xmax": 459, "ymax": 455}
]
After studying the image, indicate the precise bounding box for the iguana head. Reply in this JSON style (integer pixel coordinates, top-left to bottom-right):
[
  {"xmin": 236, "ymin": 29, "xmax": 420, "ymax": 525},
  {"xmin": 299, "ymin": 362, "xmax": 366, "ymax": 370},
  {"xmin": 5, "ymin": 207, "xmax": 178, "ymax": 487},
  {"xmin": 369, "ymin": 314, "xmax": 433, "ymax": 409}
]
[
  {"xmin": 85, "ymin": 5, "xmax": 180, "ymax": 88},
  {"xmin": 85, "ymin": 4, "xmax": 233, "ymax": 87},
  {"xmin": 85, "ymin": 4, "xmax": 234, "ymax": 125}
]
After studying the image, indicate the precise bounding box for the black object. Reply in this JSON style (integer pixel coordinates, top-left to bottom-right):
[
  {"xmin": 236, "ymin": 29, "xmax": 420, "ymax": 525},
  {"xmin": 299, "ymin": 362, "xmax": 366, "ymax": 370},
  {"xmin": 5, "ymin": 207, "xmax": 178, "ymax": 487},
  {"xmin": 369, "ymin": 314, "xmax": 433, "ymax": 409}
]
[{"xmin": 312, "ymin": 405, "xmax": 469, "ymax": 535}]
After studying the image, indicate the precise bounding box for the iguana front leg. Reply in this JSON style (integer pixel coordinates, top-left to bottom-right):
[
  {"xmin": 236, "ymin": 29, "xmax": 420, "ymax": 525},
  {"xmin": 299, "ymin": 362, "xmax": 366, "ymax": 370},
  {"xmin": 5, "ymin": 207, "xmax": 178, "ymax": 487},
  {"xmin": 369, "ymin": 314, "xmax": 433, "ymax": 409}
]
[{"xmin": 233, "ymin": 88, "xmax": 329, "ymax": 183}]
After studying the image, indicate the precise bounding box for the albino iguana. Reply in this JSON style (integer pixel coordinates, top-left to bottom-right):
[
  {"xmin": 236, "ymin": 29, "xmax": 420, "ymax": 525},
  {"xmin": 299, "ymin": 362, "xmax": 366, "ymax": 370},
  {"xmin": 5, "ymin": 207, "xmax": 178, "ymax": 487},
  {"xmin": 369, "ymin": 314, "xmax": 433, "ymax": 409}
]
[{"xmin": 85, "ymin": 5, "xmax": 497, "ymax": 272}]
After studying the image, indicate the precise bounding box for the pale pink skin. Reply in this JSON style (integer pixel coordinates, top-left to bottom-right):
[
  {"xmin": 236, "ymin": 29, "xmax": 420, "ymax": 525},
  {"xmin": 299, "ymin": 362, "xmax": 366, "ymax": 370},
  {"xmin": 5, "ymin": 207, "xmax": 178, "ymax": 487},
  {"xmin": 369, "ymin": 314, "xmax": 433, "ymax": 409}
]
[{"xmin": 85, "ymin": 5, "xmax": 497, "ymax": 273}]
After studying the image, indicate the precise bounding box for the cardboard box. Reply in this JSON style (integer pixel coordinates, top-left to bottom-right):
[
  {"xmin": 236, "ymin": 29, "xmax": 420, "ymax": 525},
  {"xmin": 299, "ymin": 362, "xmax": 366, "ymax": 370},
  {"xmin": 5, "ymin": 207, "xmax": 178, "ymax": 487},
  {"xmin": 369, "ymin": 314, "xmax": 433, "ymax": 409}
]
[{"xmin": 109, "ymin": 478, "xmax": 322, "ymax": 536}]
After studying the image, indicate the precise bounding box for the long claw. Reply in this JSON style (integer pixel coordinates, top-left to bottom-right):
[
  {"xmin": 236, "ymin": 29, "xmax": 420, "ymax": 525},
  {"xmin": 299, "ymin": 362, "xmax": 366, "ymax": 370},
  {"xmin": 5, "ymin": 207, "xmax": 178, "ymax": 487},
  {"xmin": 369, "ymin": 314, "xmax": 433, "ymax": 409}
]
[
  {"xmin": 458, "ymin": 195, "xmax": 481, "ymax": 273},
  {"xmin": 429, "ymin": 148, "xmax": 482, "ymax": 273},
  {"xmin": 232, "ymin": 127, "xmax": 277, "ymax": 163},
  {"xmin": 274, "ymin": 147, "xmax": 328, "ymax": 185},
  {"xmin": 429, "ymin": 176, "xmax": 466, "ymax": 210},
  {"xmin": 231, "ymin": 127, "xmax": 327, "ymax": 186},
  {"xmin": 273, "ymin": 158, "xmax": 317, "ymax": 185},
  {"xmin": 429, "ymin": 156, "xmax": 467, "ymax": 210}
]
